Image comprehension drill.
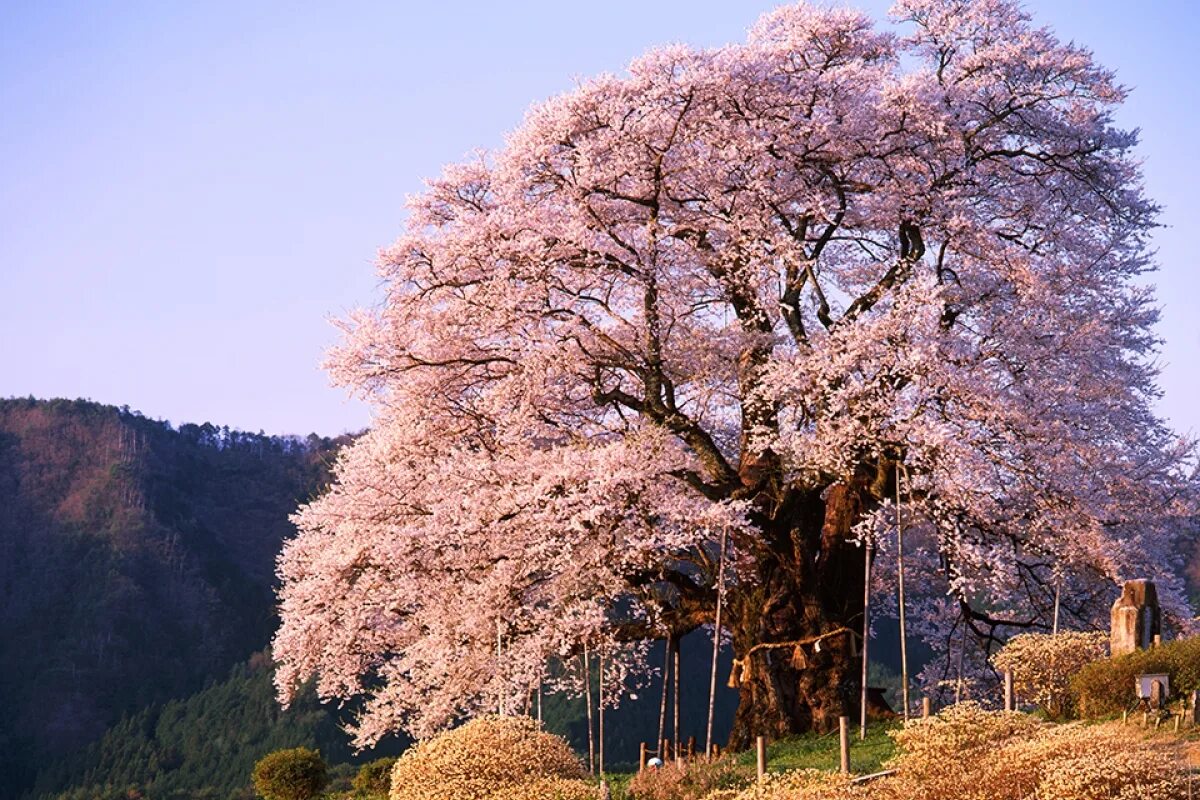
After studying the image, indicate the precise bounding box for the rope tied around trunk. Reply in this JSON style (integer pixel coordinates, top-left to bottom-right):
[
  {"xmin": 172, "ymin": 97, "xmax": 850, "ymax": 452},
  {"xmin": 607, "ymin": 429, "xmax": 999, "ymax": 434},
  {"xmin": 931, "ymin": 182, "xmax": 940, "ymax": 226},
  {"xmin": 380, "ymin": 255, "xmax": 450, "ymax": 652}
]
[{"xmin": 727, "ymin": 626, "xmax": 856, "ymax": 687}]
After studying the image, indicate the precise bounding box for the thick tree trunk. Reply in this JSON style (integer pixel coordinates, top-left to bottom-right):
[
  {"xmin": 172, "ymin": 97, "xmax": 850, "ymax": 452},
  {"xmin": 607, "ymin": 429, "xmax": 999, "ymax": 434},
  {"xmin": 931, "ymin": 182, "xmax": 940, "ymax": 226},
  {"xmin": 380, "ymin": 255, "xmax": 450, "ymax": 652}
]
[{"xmin": 725, "ymin": 477, "xmax": 873, "ymax": 748}]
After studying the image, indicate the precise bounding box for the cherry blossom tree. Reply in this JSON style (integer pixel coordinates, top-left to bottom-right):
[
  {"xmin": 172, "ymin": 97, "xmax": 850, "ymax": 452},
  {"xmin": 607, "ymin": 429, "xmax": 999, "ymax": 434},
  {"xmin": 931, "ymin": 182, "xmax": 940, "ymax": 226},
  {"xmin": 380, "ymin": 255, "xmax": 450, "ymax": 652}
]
[{"xmin": 274, "ymin": 0, "xmax": 1197, "ymax": 747}]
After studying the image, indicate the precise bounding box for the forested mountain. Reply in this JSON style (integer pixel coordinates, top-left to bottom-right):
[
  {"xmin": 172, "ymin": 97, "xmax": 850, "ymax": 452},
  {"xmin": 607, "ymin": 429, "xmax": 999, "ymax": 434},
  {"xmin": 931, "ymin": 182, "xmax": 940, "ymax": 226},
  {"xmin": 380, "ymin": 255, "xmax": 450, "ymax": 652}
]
[
  {"xmin": 29, "ymin": 652, "xmax": 407, "ymax": 800},
  {"xmin": 0, "ymin": 398, "xmax": 350, "ymax": 797}
]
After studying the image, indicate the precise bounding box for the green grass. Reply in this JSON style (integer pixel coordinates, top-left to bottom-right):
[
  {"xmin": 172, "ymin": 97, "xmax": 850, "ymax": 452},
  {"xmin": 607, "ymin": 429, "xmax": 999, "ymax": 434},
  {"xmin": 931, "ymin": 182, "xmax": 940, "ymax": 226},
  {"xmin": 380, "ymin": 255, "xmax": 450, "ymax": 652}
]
[
  {"xmin": 732, "ymin": 721, "xmax": 899, "ymax": 776},
  {"xmin": 604, "ymin": 721, "xmax": 899, "ymax": 799}
]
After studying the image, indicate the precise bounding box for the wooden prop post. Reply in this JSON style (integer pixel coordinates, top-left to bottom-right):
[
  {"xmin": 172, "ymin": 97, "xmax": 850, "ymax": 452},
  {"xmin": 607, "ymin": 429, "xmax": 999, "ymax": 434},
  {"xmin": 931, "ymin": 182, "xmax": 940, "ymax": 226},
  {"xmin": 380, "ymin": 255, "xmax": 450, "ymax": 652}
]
[
  {"xmin": 657, "ymin": 636, "xmax": 671, "ymax": 752},
  {"xmin": 896, "ymin": 464, "xmax": 910, "ymax": 721},
  {"xmin": 673, "ymin": 639, "xmax": 681, "ymax": 767},
  {"xmin": 1004, "ymin": 670, "xmax": 1014, "ymax": 712},
  {"xmin": 705, "ymin": 527, "xmax": 728, "ymax": 757},
  {"xmin": 756, "ymin": 736, "xmax": 766, "ymax": 782},
  {"xmin": 598, "ymin": 649, "xmax": 606, "ymax": 776},
  {"xmin": 922, "ymin": 697, "xmax": 931, "ymax": 718},
  {"xmin": 860, "ymin": 538, "xmax": 872, "ymax": 740},
  {"xmin": 839, "ymin": 716, "xmax": 851, "ymax": 774},
  {"xmin": 1052, "ymin": 581, "xmax": 1061, "ymax": 635},
  {"xmin": 583, "ymin": 647, "xmax": 595, "ymax": 775}
]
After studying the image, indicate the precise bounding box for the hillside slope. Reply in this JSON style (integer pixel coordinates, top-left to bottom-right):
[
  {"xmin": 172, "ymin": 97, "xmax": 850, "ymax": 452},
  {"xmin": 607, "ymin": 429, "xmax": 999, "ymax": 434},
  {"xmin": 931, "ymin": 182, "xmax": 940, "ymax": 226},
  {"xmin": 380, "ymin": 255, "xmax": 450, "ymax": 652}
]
[{"xmin": 0, "ymin": 398, "xmax": 348, "ymax": 796}]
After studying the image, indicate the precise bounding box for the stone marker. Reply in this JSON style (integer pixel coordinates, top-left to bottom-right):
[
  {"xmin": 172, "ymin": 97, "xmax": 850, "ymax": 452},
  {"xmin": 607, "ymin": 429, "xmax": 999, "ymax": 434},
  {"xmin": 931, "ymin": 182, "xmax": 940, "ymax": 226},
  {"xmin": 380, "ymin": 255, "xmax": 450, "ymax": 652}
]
[{"xmin": 1110, "ymin": 579, "xmax": 1160, "ymax": 657}]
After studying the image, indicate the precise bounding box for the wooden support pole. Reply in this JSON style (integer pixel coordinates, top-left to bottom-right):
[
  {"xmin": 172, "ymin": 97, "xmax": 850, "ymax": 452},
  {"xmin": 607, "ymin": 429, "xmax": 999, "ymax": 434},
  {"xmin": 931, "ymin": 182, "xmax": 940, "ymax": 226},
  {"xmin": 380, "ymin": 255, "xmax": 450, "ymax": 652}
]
[
  {"xmin": 756, "ymin": 736, "xmax": 766, "ymax": 782},
  {"xmin": 860, "ymin": 538, "xmax": 872, "ymax": 740},
  {"xmin": 1052, "ymin": 581, "xmax": 1061, "ymax": 635},
  {"xmin": 657, "ymin": 636, "xmax": 671, "ymax": 751},
  {"xmin": 497, "ymin": 622, "xmax": 504, "ymax": 715},
  {"xmin": 839, "ymin": 716, "xmax": 851, "ymax": 774},
  {"xmin": 922, "ymin": 697, "xmax": 931, "ymax": 718},
  {"xmin": 687, "ymin": 736, "xmax": 695, "ymax": 760},
  {"xmin": 706, "ymin": 527, "xmax": 728, "ymax": 757},
  {"xmin": 1004, "ymin": 670, "xmax": 1014, "ymax": 712},
  {"xmin": 583, "ymin": 647, "xmax": 595, "ymax": 775},
  {"xmin": 896, "ymin": 464, "xmax": 910, "ymax": 722},
  {"xmin": 598, "ymin": 649, "xmax": 606, "ymax": 776},
  {"xmin": 673, "ymin": 639, "xmax": 681, "ymax": 767},
  {"xmin": 639, "ymin": 742, "xmax": 647, "ymax": 771}
]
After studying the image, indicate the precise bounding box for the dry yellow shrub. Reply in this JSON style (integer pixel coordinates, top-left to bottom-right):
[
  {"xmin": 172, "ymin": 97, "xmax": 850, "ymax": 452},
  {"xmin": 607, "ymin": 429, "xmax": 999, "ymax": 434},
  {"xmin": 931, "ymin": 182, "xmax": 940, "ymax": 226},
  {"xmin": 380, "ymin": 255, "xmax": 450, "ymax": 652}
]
[
  {"xmin": 881, "ymin": 701, "xmax": 1045, "ymax": 800},
  {"xmin": 992, "ymin": 632, "xmax": 1109, "ymax": 718},
  {"xmin": 880, "ymin": 708, "xmax": 1191, "ymax": 800},
  {"xmin": 721, "ymin": 770, "xmax": 862, "ymax": 800},
  {"xmin": 628, "ymin": 756, "xmax": 750, "ymax": 800},
  {"xmin": 389, "ymin": 715, "xmax": 590, "ymax": 800},
  {"xmin": 485, "ymin": 777, "xmax": 601, "ymax": 800},
  {"xmin": 1033, "ymin": 725, "xmax": 1189, "ymax": 800}
]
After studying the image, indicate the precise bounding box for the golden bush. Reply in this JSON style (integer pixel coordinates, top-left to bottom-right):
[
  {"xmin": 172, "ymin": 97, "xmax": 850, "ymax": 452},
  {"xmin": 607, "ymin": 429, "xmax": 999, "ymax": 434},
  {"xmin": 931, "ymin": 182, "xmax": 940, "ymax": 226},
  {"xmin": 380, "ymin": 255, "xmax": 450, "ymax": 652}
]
[
  {"xmin": 388, "ymin": 715, "xmax": 589, "ymax": 800},
  {"xmin": 879, "ymin": 709, "xmax": 1191, "ymax": 800},
  {"xmin": 628, "ymin": 756, "xmax": 750, "ymax": 800},
  {"xmin": 719, "ymin": 770, "xmax": 861, "ymax": 800},
  {"xmin": 881, "ymin": 701, "xmax": 1045, "ymax": 800},
  {"xmin": 992, "ymin": 632, "xmax": 1108, "ymax": 718},
  {"xmin": 485, "ymin": 777, "xmax": 601, "ymax": 800}
]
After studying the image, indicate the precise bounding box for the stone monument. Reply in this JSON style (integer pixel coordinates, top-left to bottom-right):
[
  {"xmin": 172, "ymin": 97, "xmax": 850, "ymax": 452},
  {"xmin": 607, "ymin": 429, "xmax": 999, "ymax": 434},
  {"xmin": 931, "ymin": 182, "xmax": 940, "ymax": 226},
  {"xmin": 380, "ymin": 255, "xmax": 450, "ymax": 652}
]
[{"xmin": 1110, "ymin": 579, "xmax": 1160, "ymax": 657}]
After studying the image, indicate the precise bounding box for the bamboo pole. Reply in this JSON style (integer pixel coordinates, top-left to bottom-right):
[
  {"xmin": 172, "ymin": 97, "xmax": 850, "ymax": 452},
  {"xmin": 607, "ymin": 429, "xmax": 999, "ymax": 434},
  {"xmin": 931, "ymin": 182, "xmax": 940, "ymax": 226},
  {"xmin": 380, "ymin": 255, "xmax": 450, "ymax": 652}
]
[
  {"xmin": 657, "ymin": 635, "xmax": 671, "ymax": 751},
  {"xmin": 497, "ymin": 623, "xmax": 505, "ymax": 715},
  {"xmin": 1052, "ymin": 581, "xmax": 1061, "ymax": 635},
  {"xmin": 896, "ymin": 464, "xmax": 909, "ymax": 722},
  {"xmin": 955, "ymin": 618, "xmax": 966, "ymax": 704},
  {"xmin": 705, "ymin": 527, "xmax": 728, "ymax": 757},
  {"xmin": 860, "ymin": 537, "xmax": 872, "ymax": 740},
  {"xmin": 583, "ymin": 646, "xmax": 595, "ymax": 775},
  {"xmin": 673, "ymin": 637, "xmax": 681, "ymax": 767},
  {"xmin": 598, "ymin": 648, "xmax": 606, "ymax": 776}
]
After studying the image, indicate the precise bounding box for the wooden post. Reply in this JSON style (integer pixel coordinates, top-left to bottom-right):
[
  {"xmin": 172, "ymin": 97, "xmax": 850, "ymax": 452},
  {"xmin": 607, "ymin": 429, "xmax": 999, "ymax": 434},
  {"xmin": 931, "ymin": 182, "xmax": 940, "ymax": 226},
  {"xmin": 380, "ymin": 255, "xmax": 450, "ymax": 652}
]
[
  {"xmin": 1122, "ymin": 710, "xmax": 1128, "ymax": 725},
  {"xmin": 639, "ymin": 742, "xmax": 647, "ymax": 771},
  {"xmin": 657, "ymin": 636, "xmax": 671, "ymax": 753},
  {"xmin": 662, "ymin": 738, "xmax": 670, "ymax": 763},
  {"xmin": 922, "ymin": 697, "xmax": 931, "ymax": 718},
  {"xmin": 860, "ymin": 538, "xmax": 873, "ymax": 740},
  {"xmin": 896, "ymin": 464, "xmax": 910, "ymax": 722},
  {"xmin": 706, "ymin": 527, "xmax": 728, "ymax": 757},
  {"xmin": 583, "ymin": 647, "xmax": 595, "ymax": 775},
  {"xmin": 1052, "ymin": 581, "xmax": 1061, "ymax": 635},
  {"xmin": 1004, "ymin": 670, "xmax": 1014, "ymax": 712},
  {"xmin": 497, "ymin": 622, "xmax": 505, "ymax": 715},
  {"xmin": 1154, "ymin": 634, "xmax": 1162, "ymax": 648},
  {"xmin": 598, "ymin": 649, "xmax": 606, "ymax": 776},
  {"xmin": 537, "ymin": 682, "xmax": 543, "ymax": 725},
  {"xmin": 687, "ymin": 736, "xmax": 695, "ymax": 760},
  {"xmin": 756, "ymin": 736, "xmax": 766, "ymax": 782},
  {"xmin": 839, "ymin": 716, "xmax": 851, "ymax": 774},
  {"xmin": 673, "ymin": 639, "xmax": 681, "ymax": 767}
]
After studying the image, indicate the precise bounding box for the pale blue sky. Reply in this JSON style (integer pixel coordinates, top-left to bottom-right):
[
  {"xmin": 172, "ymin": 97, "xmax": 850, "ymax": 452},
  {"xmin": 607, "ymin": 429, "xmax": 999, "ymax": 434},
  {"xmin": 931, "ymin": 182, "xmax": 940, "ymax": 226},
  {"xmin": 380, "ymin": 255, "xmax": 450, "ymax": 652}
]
[{"xmin": 1, "ymin": 1, "xmax": 1196, "ymax": 437}]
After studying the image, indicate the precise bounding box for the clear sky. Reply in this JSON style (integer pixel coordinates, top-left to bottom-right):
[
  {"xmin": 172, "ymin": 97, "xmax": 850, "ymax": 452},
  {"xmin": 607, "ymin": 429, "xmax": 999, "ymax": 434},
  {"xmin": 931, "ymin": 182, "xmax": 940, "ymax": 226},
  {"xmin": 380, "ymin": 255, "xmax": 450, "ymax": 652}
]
[{"xmin": 2, "ymin": 1, "xmax": 1196, "ymax": 437}]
